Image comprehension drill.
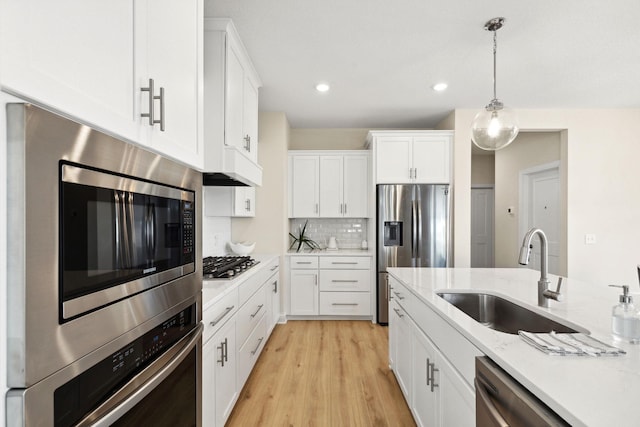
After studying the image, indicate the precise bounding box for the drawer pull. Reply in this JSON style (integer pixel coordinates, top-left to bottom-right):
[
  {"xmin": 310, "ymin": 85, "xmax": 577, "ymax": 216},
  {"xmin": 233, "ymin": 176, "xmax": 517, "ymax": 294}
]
[
  {"xmin": 393, "ymin": 307, "xmax": 404, "ymax": 318},
  {"xmin": 331, "ymin": 279, "xmax": 358, "ymax": 283},
  {"xmin": 393, "ymin": 291, "xmax": 405, "ymax": 300},
  {"xmin": 270, "ymin": 265, "xmax": 278, "ymax": 271},
  {"xmin": 251, "ymin": 337, "xmax": 265, "ymax": 355},
  {"xmin": 331, "ymin": 262, "xmax": 358, "ymax": 265},
  {"xmin": 296, "ymin": 261, "xmax": 312, "ymax": 264},
  {"xmin": 332, "ymin": 303, "xmax": 359, "ymax": 306},
  {"xmin": 217, "ymin": 337, "xmax": 228, "ymax": 367},
  {"xmin": 210, "ymin": 305, "xmax": 235, "ymax": 327},
  {"xmin": 250, "ymin": 304, "xmax": 264, "ymax": 318},
  {"xmin": 272, "ymin": 280, "xmax": 278, "ymax": 293}
]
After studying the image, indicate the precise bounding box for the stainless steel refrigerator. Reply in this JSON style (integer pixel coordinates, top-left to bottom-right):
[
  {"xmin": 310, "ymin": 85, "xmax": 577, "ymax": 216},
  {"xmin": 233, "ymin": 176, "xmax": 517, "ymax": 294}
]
[{"xmin": 377, "ymin": 184, "xmax": 451, "ymax": 324}]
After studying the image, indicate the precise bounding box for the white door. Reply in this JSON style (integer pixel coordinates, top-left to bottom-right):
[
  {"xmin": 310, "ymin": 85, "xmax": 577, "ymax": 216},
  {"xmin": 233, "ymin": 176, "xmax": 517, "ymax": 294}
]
[
  {"xmin": 319, "ymin": 156, "xmax": 343, "ymax": 217},
  {"xmin": 412, "ymin": 326, "xmax": 438, "ymax": 427},
  {"xmin": 343, "ymin": 155, "xmax": 369, "ymax": 217},
  {"xmin": 375, "ymin": 137, "xmax": 412, "ymax": 183},
  {"xmin": 521, "ymin": 166, "xmax": 561, "ymax": 274},
  {"xmin": 289, "ymin": 270, "xmax": 318, "ymax": 315},
  {"xmin": 290, "ymin": 156, "xmax": 320, "ymax": 217},
  {"xmin": 412, "ymin": 136, "xmax": 450, "ymax": 183},
  {"xmin": 470, "ymin": 188, "xmax": 494, "ymax": 268},
  {"xmin": 144, "ymin": 0, "xmax": 202, "ymax": 168}
]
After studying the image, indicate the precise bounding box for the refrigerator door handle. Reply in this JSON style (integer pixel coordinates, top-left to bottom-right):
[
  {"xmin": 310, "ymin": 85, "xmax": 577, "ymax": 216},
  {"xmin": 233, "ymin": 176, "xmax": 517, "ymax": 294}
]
[{"xmin": 411, "ymin": 200, "xmax": 418, "ymax": 259}]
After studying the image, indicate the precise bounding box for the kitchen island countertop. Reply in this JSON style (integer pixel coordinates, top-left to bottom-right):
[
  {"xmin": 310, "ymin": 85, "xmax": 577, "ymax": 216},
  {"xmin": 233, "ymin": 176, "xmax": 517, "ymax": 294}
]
[{"xmin": 388, "ymin": 267, "xmax": 640, "ymax": 427}]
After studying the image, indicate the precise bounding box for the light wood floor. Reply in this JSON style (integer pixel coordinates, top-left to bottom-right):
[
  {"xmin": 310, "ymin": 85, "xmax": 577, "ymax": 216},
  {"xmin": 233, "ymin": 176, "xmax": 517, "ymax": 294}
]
[{"xmin": 226, "ymin": 320, "xmax": 416, "ymax": 427}]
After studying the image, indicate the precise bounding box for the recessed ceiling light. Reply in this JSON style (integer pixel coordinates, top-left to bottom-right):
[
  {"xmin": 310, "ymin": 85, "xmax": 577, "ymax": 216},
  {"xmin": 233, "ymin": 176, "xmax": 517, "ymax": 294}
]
[
  {"xmin": 315, "ymin": 83, "xmax": 330, "ymax": 92},
  {"xmin": 432, "ymin": 83, "xmax": 448, "ymax": 92}
]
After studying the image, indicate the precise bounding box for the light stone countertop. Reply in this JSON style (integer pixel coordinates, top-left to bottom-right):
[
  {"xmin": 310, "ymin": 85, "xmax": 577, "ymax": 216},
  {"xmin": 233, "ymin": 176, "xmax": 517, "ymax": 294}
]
[
  {"xmin": 286, "ymin": 248, "xmax": 374, "ymax": 256},
  {"xmin": 202, "ymin": 254, "xmax": 278, "ymax": 310},
  {"xmin": 387, "ymin": 267, "xmax": 640, "ymax": 427}
]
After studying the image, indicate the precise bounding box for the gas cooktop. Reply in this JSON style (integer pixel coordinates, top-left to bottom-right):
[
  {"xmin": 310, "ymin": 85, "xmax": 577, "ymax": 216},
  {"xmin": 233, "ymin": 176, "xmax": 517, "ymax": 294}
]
[{"xmin": 202, "ymin": 256, "xmax": 259, "ymax": 280}]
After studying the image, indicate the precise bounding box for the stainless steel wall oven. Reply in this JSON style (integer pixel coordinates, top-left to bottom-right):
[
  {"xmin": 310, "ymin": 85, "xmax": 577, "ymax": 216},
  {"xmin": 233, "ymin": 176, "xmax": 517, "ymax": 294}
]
[{"xmin": 5, "ymin": 103, "xmax": 202, "ymax": 426}]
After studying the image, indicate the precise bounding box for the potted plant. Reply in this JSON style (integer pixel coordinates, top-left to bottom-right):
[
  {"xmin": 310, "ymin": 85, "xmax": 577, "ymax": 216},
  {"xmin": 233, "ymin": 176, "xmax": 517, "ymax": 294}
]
[{"xmin": 289, "ymin": 220, "xmax": 320, "ymax": 252}]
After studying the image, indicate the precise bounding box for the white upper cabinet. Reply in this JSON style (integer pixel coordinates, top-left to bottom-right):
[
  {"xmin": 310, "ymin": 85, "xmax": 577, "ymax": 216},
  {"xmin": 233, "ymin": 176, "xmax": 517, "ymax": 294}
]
[
  {"xmin": 367, "ymin": 131, "xmax": 453, "ymax": 184},
  {"xmin": 289, "ymin": 151, "xmax": 369, "ymax": 218},
  {"xmin": 0, "ymin": 1, "xmax": 139, "ymax": 142},
  {"xmin": 140, "ymin": 0, "xmax": 203, "ymax": 169},
  {"xmin": 289, "ymin": 155, "xmax": 320, "ymax": 218},
  {"xmin": 204, "ymin": 18, "xmax": 263, "ymax": 186},
  {"xmin": 204, "ymin": 186, "xmax": 256, "ymax": 218},
  {"xmin": 0, "ymin": 0, "xmax": 204, "ymax": 169}
]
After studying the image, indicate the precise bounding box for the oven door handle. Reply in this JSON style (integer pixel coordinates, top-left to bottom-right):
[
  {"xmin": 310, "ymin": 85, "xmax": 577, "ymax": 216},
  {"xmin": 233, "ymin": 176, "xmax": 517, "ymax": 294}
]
[{"xmin": 76, "ymin": 323, "xmax": 203, "ymax": 427}]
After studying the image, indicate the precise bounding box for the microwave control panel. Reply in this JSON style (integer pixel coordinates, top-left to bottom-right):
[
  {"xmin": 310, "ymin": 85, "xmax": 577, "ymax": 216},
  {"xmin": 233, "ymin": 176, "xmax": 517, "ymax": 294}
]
[{"xmin": 182, "ymin": 200, "xmax": 195, "ymax": 262}]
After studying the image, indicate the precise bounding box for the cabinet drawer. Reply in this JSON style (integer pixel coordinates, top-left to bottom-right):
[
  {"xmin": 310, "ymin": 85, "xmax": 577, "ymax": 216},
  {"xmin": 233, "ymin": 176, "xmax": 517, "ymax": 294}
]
[
  {"xmin": 319, "ymin": 292, "xmax": 371, "ymax": 316},
  {"xmin": 236, "ymin": 287, "xmax": 267, "ymax": 347},
  {"xmin": 237, "ymin": 314, "xmax": 267, "ymax": 386},
  {"xmin": 319, "ymin": 270, "xmax": 370, "ymax": 292},
  {"xmin": 290, "ymin": 256, "xmax": 319, "ymax": 269},
  {"xmin": 319, "ymin": 256, "xmax": 371, "ymax": 269},
  {"xmin": 389, "ymin": 278, "xmax": 414, "ymax": 313},
  {"xmin": 203, "ymin": 288, "xmax": 239, "ymax": 345},
  {"xmin": 239, "ymin": 257, "xmax": 280, "ymax": 305}
]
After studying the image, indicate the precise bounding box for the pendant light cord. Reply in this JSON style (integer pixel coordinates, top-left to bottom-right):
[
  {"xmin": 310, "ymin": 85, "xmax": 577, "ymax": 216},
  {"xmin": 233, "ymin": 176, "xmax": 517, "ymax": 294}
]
[{"xmin": 492, "ymin": 29, "xmax": 497, "ymax": 101}]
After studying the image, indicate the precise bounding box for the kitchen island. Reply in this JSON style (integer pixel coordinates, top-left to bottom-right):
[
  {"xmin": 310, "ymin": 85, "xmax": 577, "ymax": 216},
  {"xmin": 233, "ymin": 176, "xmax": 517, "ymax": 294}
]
[{"xmin": 388, "ymin": 267, "xmax": 640, "ymax": 427}]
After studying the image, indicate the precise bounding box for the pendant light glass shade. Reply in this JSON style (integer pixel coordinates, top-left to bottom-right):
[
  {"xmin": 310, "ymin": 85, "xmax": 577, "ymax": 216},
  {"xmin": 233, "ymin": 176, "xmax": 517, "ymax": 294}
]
[
  {"xmin": 471, "ymin": 17, "xmax": 519, "ymax": 151},
  {"xmin": 471, "ymin": 102, "xmax": 519, "ymax": 150}
]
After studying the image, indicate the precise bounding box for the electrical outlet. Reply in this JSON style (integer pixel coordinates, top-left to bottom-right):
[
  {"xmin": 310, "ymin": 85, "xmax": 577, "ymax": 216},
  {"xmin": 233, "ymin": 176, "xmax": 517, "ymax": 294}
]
[{"xmin": 585, "ymin": 234, "xmax": 596, "ymax": 245}]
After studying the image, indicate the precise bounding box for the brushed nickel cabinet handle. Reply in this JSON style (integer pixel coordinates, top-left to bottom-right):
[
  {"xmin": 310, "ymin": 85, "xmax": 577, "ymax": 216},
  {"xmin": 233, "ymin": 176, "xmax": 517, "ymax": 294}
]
[
  {"xmin": 251, "ymin": 337, "xmax": 264, "ymax": 355},
  {"xmin": 210, "ymin": 306, "xmax": 235, "ymax": 327},
  {"xmin": 270, "ymin": 265, "xmax": 278, "ymax": 271},
  {"xmin": 156, "ymin": 86, "xmax": 165, "ymax": 131},
  {"xmin": 331, "ymin": 262, "xmax": 358, "ymax": 265},
  {"xmin": 272, "ymin": 280, "xmax": 278, "ymax": 293},
  {"xmin": 393, "ymin": 307, "xmax": 404, "ymax": 318},
  {"xmin": 331, "ymin": 279, "xmax": 358, "ymax": 283},
  {"xmin": 250, "ymin": 304, "xmax": 264, "ymax": 318},
  {"xmin": 140, "ymin": 78, "xmax": 155, "ymax": 126},
  {"xmin": 331, "ymin": 303, "xmax": 358, "ymax": 306},
  {"xmin": 393, "ymin": 291, "xmax": 405, "ymax": 300}
]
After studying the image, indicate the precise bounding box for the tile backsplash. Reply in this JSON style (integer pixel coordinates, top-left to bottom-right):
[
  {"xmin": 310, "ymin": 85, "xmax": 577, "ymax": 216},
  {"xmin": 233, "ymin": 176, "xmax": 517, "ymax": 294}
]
[{"xmin": 289, "ymin": 218, "xmax": 368, "ymax": 250}]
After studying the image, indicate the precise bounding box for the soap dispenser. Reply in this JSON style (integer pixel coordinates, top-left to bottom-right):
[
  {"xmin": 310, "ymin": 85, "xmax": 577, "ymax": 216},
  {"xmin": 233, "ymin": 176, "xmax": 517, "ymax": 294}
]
[{"xmin": 609, "ymin": 285, "xmax": 640, "ymax": 343}]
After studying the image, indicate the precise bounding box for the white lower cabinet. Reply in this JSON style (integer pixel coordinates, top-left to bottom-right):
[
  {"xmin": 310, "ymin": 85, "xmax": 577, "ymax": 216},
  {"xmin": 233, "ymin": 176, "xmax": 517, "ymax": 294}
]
[
  {"xmin": 201, "ymin": 256, "xmax": 279, "ymax": 427},
  {"xmin": 389, "ymin": 299, "xmax": 412, "ymax": 399},
  {"xmin": 289, "ymin": 255, "xmax": 373, "ymax": 317},
  {"xmin": 202, "ymin": 317, "xmax": 237, "ymax": 427},
  {"xmin": 389, "ymin": 277, "xmax": 478, "ymax": 427},
  {"xmin": 412, "ymin": 324, "xmax": 475, "ymax": 427}
]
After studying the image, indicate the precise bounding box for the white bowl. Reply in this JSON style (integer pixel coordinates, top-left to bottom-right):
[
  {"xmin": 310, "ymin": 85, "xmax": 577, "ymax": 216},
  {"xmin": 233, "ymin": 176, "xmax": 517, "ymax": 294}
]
[{"xmin": 228, "ymin": 241, "xmax": 256, "ymax": 255}]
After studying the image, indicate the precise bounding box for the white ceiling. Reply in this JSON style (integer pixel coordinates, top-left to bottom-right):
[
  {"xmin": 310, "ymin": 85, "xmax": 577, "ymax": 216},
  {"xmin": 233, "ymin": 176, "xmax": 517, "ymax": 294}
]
[{"xmin": 206, "ymin": 0, "xmax": 640, "ymax": 129}]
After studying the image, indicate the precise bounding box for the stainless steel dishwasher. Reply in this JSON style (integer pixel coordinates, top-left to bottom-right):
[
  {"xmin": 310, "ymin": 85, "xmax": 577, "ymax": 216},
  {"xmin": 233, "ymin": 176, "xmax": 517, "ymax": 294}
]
[{"xmin": 475, "ymin": 357, "xmax": 570, "ymax": 426}]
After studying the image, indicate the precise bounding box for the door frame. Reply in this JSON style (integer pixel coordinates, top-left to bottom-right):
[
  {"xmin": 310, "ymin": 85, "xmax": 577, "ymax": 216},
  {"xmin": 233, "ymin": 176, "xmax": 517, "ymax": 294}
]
[{"xmin": 518, "ymin": 161, "xmax": 562, "ymax": 273}]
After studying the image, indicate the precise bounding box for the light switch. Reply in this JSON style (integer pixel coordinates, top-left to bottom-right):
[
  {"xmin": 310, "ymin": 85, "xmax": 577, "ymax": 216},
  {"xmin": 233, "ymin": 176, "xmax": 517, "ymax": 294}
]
[{"xmin": 585, "ymin": 234, "xmax": 596, "ymax": 245}]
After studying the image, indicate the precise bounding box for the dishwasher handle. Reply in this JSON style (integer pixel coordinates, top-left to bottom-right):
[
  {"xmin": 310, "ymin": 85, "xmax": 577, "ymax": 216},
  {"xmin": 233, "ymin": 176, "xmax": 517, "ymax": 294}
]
[{"xmin": 475, "ymin": 375, "xmax": 509, "ymax": 427}]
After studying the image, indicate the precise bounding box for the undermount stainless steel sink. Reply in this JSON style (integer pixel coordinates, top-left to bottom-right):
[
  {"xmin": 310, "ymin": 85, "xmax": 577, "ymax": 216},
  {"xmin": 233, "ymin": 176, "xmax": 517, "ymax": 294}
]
[{"xmin": 437, "ymin": 292, "xmax": 588, "ymax": 335}]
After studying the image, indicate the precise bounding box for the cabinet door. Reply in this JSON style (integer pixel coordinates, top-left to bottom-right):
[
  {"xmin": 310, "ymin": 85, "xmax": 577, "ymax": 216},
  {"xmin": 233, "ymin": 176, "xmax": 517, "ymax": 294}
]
[
  {"xmin": 203, "ymin": 319, "xmax": 237, "ymax": 427},
  {"xmin": 438, "ymin": 351, "xmax": 475, "ymax": 427},
  {"xmin": 289, "ymin": 270, "xmax": 318, "ymax": 315},
  {"xmin": 390, "ymin": 300, "xmax": 412, "ymax": 399},
  {"xmin": 412, "ymin": 136, "xmax": 450, "ymax": 183},
  {"xmin": 225, "ymin": 38, "xmax": 245, "ymax": 153},
  {"xmin": 375, "ymin": 137, "xmax": 412, "ymax": 184},
  {"xmin": 242, "ymin": 75, "xmax": 260, "ymax": 162},
  {"xmin": 342, "ymin": 155, "xmax": 369, "ymax": 217},
  {"xmin": 233, "ymin": 187, "xmax": 256, "ymax": 217},
  {"xmin": 319, "ymin": 156, "xmax": 343, "ymax": 217},
  {"xmin": 0, "ymin": 1, "xmax": 140, "ymax": 143},
  {"xmin": 144, "ymin": 0, "xmax": 203, "ymax": 169},
  {"xmin": 214, "ymin": 320, "xmax": 237, "ymax": 427},
  {"xmin": 412, "ymin": 325, "xmax": 439, "ymax": 427},
  {"xmin": 290, "ymin": 156, "xmax": 320, "ymax": 218}
]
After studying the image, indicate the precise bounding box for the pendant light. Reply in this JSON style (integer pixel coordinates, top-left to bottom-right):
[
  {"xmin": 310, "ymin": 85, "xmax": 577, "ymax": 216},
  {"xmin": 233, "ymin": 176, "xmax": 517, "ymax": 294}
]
[{"xmin": 471, "ymin": 17, "xmax": 519, "ymax": 151}]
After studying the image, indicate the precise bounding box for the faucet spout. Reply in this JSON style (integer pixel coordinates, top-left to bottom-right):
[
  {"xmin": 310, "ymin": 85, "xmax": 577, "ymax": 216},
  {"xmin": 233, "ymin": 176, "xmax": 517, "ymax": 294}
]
[{"xmin": 519, "ymin": 228, "xmax": 553, "ymax": 307}]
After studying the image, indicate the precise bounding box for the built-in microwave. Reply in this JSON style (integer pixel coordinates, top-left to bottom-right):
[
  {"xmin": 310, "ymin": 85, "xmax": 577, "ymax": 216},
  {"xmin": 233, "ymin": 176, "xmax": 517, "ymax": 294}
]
[
  {"xmin": 6, "ymin": 103, "xmax": 202, "ymax": 391},
  {"xmin": 60, "ymin": 162, "xmax": 195, "ymax": 321}
]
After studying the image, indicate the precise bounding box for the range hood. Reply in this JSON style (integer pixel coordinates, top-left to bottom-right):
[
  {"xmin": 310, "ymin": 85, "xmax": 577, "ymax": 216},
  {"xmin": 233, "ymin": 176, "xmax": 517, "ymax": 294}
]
[{"xmin": 203, "ymin": 145, "xmax": 262, "ymax": 187}]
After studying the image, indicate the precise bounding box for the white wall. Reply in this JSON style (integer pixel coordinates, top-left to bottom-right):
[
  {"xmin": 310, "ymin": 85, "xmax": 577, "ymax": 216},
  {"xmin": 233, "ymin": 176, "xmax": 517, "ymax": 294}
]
[
  {"xmin": 231, "ymin": 112, "xmax": 290, "ymax": 255},
  {"xmin": 289, "ymin": 128, "xmax": 369, "ymax": 150},
  {"xmin": 494, "ymin": 132, "xmax": 562, "ymax": 270},
  {"xmin": 447, "ymin": 108, "xmax": 640, "ymax": 287},
  {"xmin": 471, "ymin": 154, "xmax": 495, "ymax": 186}
]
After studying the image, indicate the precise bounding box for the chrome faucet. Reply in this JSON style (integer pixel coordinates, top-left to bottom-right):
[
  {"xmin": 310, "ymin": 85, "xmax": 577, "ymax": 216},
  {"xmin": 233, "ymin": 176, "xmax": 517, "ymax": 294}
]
[{"xmin": 518, "ymin": 228, "xmax": 562, "ymax": 307}]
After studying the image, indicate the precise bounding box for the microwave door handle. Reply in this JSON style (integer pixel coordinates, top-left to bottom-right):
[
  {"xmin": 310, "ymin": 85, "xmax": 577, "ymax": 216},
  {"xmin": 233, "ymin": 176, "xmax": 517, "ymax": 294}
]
[
  {"xmin": 75, "ymin": 323, "xmax": 203, "ymax": 427},
  {"xmin": 150, "ymin": 204, "xmax": 156, "ymax": 256},
  {"xmin": 114, "ymin": 192, "xmax": 122, "ymax": 269},
  {"xmin": 126, "ymin": 192, "xmax": 135, "ymax": 267}
]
